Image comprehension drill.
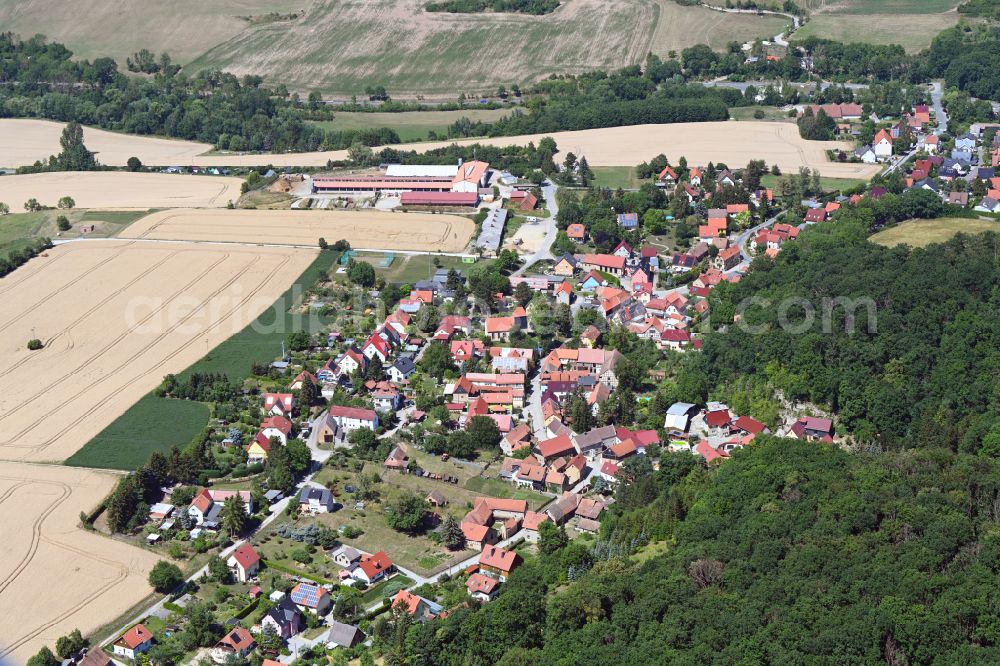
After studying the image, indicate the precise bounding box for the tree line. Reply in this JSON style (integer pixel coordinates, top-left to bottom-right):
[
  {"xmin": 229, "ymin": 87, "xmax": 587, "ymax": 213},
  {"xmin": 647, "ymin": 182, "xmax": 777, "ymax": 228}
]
[{"xmin": 425, "ymin": 0, "xmax": 559, "ymax": 13}]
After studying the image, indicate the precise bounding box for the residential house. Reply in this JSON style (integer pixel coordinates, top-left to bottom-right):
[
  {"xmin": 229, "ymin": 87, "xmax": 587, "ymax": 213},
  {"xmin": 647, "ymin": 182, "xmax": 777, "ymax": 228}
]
[
  {"xmin": 479, "ymin": 544, "xmax": 520, "ymax": 581},
  {"xmin": 873, "ymin": 129, "xmax": 893, "ymax": 160},
  {"xmin": 566, "ymin": 223, "xmax": 586, "ymax": 241},
  {"xmin": 325, "ymin": 622, "xmax": 365, "ymax": 649},
  {"xmin": 262, "ymin": 392, "xmax": 294, "ymax": 417},
  {"xmin": 260, "ymin": 415, "xmax": 293, "ymax": 446},
  {"xmin": 502, "ymin": 423, "xmax": 532, "ymax": 456},
  {"xmin": 617, "ymin": 212, "xmax": 639, "ymax": 230},
  {"xmin": 291, "ymin": 582, "xmax": 333, "ymax": 615},
  {"xmin": 434, "ymin": 315, "xmax": 473, "ymax": 341},
  {"xmin": 575, "ymin": 425, "xmax": 619, "ymax": 458},
  {"xmin": 537, "ymin": 434, "xmax": 578, "ymax": 462},
  {"xmin": 328, "ymin": 405, "xmax": 378, "ymax": 432},
  {"xmin": 214, "ymin": 627, "xmax": 256, "ymax": 660},
  {"xmin": 664, "ymin": 402, "xmax": 697, "ymax": 433},
  {"xmin": 719, "ymin": 245, "xmax": 741, "ymax": 271},
  {"xmin": 485, "ymin": 316, "xmax": 518, "ymax": 342},
  {"xmin": 855, "ymin": 145, "xmax": 876, "ymax": 163},
  {"xmin": 373, "ymin": 385, "xmax": 402, "ymax": 411},
  {"xmin": 387, "ymin": 356, "xmax": 416, "ymax": 383},
  {"xmin": 580, "ymin": 325, "xmax": 602, "ymax": 348},
  {"xmin": 462, "ymin": 522, "xmax": 499, "ymax": 551},
  {"xmin": 578, "ymin": 254, "xmax": 627, "ymax": 277},
  {"xmin": 956, "ymin": 133, "xmax": 977, "ymax": 151},
  {"xmin": 334, "ymin": 546, "xmax": 363, "ymax": 569},
  {"xmin": 315, "ymin": 412, "xmax": 341, "ymax": 444},
  {"xmin": 657, "ymin": 164, "xmax": 678, "ymax": 186},
  {"xmin": 353, "ymin": 551, "xmax": 394, "ymax": 584},
  {"xmin": 188, "ymin": 489, "xmax": 253, "ymax": 527},
  {"xmin": 113, "ymin": 624, "xmax": 153, "ymax": 660},
  {"xmin": 545, "ymin": 491, "xmax": 580, "ymax": 525},
  {"xmin": 227, "ymin": 544, "xmax": 261, "ymax": 583},
  {"xmin": 555, "ymin": 280, "xmax": 574, "ymax": 305},
  {"xmin": 790, "ymin": 416, "xmax": 835, "ymax": 442},
  {"xmin": 392, "ymin": 590, "xmax": 443, "ymax": 622},
  {"xmin": 467, "ymin": 572, "xmax": 501, "ymax": 602},
  {"xmin": 553, "ymin": 253, "xmax": 578, "ymax": 276},
  {"xmin": 384, "ymin": 444, "xmax": 409, "ymax": 470},
  {"xmin": 579, "ymin": 270, "xmax": 606, "ymax": 292},
  {"xmin": 262, "ymin": 597, "xmax": 304, "ymax": 639},
  {"xmin": 451, "ymin": 339, "xmax": 485, "ymax": 365},
  {"xmin": 299, "ymin": 486, "xmax": 336, "ymax": 514},
  {"xmin": 289, "ymin": 370, "xmax": 317, "ymax": 391}
]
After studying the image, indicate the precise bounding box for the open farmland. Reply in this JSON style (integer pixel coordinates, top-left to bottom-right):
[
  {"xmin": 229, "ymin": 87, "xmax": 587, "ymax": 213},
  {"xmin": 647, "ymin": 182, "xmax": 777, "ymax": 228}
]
[
  {"xmin": 0, "ymin": 119, "xmax": 879, "ymax": 178},
  {"xmin": 189, "ymin": 0, "xmax": 655, "ymax": 94},
  {"xmin": 0, "ymin": 119, "xmax": 212, "ymax": 169},
  {"xmin": 0, "ymin": 240, "xmax": 316, "ymax": 463},
  {"xmin": 193, "ymin": 122, "xmax": 881, "ymax": 179},
  {"xmin": 0, "ymin": 463, "xmax": 160, "ymax": 665},
  {"xmin": 187, "ymin": 0, "xmax": 787, "ymax": 95},
  {"xmin": 0, "ymin": 172, "xmax": 242, "ymax": 209},
  {"xmin": 870, "ymin": 217, "xmax": 1000, "ymax": 248},
  {"xmin": 794, "ymin": 13, "xmax": 958, "ymax": 52},
  {"xmin": 0, "ymin": 0, "xmax": 304, "ymax": 64},
  {"xmin": 120, "ymin": 208, "xmax": 476, "ymax": 252},
  {"xmin": 649, "ymin": 0, "xmax": 786, "ymax": 56}
]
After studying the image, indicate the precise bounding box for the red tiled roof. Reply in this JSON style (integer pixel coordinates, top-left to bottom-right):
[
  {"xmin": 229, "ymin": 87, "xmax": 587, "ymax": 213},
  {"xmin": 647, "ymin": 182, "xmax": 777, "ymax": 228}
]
[
  {"xmin": 117, "ymin": 624, "xmax": 152, "ymax": 650},
  {"xmin": 231, "ymin": 543, "xmax": 260, "ymax": 570},
  {"xmin": 480, "ymin": 544, "xmax": 518, "ymax": 573},
  {"xmin": 359, "ymin": 550, "xmax": 393, "ymax": 579}
]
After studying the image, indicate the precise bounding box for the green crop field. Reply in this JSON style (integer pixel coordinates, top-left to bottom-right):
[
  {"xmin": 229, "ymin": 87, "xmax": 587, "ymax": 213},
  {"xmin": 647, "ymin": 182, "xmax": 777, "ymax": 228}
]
[
  {"xmin": 870, "ymin": 217, "xmax": 1000, "ymax": 248},
  {"xmin": 69, "ymin": 250, "xmax": 338, "ymax": 469},
  {"xmin": 309, "ymin": 109, "xmax": 509, "ymax": 141},
  {"xmin": 65, "ymin": 395, "xmax": 210, "ymax": 469}
]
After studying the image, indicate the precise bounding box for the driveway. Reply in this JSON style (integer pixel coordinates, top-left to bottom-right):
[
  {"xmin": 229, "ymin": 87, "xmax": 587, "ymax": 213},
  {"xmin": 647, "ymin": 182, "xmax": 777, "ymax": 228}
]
[{"xmin": 513, "ymin": 181, "xmax": 560, "ymax": 275}]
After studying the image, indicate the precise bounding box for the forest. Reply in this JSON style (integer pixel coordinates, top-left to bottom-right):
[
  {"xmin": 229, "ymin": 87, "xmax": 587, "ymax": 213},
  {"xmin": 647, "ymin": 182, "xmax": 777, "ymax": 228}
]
[
  {"xmin": 699, "ymin": 216, "xmax": 1000, "ymax": 448},
  {"xmin": 388, "ymin": 439, "xmax": 1000, "ymax": 665}
]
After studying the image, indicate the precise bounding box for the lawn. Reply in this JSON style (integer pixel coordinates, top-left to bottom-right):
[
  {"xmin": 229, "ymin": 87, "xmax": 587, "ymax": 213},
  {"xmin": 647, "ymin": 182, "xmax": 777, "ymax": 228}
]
[
  {"xmin": 761, "ymin": 174, "xmax": 868, "ymax": 194},
  {"xmin": 308, "ymin": 109, "xmax": 509, "ymax": 142},
  {"xmin": 65, "ymin": 395, "xmax": 209, "ymax": 469},
  {"xmin": 71, "ymin": 250, "xmax": 338, "ymax": 469},
  {"xmin": 870, "ymin": 217, "xmax": 1000, "ymax": 248},
  {"xmin": 351, "ymin": 253, "xmax": 473, "ymax": 285},
  {"xmin": 463, "ymin": 476, "xmax": 551, "ymax": 510},
  {"xmin": 590, "ymin": 166, "xmax": 645, "ymax": 190}
]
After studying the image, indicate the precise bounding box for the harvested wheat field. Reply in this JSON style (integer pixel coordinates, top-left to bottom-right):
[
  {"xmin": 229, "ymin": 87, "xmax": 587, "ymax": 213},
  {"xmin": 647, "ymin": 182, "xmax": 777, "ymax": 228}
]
[
  {"xmin": 0, "ymin": 119, "xmax": 211, "ymax": 169},
  {"xmin": 120, "ymin": 208, "xmax": 476, "ymax": 252},
  {"xmin": 1, "ymin": 119, "xmax": 879, "ymax": 179},
  {"xmin": 175, "ymin": 122, "xmax": 880, "ymax": 179},
  {"xmin": 0, "ymin": 240, "xmax": 316, "ymax": 463},
  {"xmin": 0, "ymin": 463, "xmax": 160, "ymax": 665},
  {"xmin": 0, "ymin": 172, "xmax": 243, "ymax": 209}
]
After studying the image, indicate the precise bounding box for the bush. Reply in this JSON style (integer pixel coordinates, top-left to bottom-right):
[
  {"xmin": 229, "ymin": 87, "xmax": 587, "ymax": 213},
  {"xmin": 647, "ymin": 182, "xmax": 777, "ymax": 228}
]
[
  {"xmin": 149, "ymin": 560, "xmax": 184, "ymax": 592},
  {"xmin": 27, "ymin": 339, "xmax": 43, "ymax": 350}
]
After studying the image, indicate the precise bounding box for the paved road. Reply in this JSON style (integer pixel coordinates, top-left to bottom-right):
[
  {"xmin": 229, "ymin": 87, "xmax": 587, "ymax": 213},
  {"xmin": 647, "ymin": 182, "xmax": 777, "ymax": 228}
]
[
  {"xmin": 930, "ymin": 80, "xmax": 948, "ymax": 135},
  {"xmin": 512, "ymin": 180, "xmax": 560, "ymax": 276}
]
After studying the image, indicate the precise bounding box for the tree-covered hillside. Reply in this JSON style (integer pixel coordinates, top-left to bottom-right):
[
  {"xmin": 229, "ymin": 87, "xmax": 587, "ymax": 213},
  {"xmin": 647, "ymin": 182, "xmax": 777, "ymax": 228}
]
[
  {"xmin": 699, "ymin": 219, "xmax": 1000, "ymax": 448},
  {"xmin": 400, "ymin": 440, "xmax": 1000, "ymax": 665},
  {"xmin": 368, "ymin": 228, "xmax": 1000, "ymax": 665}
]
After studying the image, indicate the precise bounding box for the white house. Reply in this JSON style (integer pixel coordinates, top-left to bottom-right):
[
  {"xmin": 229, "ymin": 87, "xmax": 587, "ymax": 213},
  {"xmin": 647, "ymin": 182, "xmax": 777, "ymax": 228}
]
[
  {"xmin": 873, "ymin": 129, "xmax": 893, "ymax": 160},
  {"xmin": 328, "ymin": 406, "xmax": 378, "ymax": 432},
  {"xmin": 113, "ymin": 624, "xmax": 153, "ymax": 660},
  {"xmin": 227, "ymin": 544, "xmax": 261, "ymax": 583}
]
